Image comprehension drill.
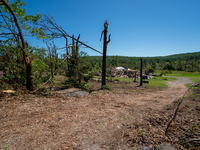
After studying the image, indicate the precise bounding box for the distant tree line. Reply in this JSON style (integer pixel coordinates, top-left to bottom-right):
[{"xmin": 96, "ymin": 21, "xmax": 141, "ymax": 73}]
[{"xmin": 84, "ymin": 52, "xmax": 200, "ymax": 72}]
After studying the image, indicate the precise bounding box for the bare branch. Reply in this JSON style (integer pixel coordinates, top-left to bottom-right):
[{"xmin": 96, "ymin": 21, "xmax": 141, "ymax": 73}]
[
  {"xmin": 40, "ymin": 15, "xmax": 103, "ymax": 55},
  {"xmin": 165, "ymin": 80, "xmax": 200, "ymax": 135}
]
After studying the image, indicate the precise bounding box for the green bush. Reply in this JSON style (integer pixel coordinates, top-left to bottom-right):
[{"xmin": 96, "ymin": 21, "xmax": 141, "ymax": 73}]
[
  {"xmin": 101, "ymin": 85, "xmax": 111, "ymax": 90},
  {"xmin": 149, "ymin": 68, "xmax": 155, "ymax": 73},
  {"xmin": 83, "ymin": 75, "xmax": 93, "ymax": 82},
  {"xmin": 80, "ymin": 83, "xmax": 92, "ymax": 91}
]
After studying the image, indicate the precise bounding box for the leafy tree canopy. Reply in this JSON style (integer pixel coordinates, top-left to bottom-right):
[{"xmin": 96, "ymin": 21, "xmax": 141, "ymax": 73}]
[{"xmin": 0, "ymin": 0, "xmax": 48, "ymax": 40}]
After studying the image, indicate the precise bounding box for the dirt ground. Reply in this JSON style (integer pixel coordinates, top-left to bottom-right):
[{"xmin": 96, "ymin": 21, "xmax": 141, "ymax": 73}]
[{"xmin": 0, "ymin": 77, "xmax": 200, "ymax": 150}]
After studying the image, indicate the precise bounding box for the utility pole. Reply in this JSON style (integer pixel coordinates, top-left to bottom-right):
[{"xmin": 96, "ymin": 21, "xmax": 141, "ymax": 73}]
[{"xmin": 101, "ymin": 20, "xmax": 111, "ymax": 88}]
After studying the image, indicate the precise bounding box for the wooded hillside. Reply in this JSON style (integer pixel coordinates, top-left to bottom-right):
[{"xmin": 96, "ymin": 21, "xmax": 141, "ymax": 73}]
[{"xmin": 85, "ymin": 51, "xmax": 200, "ymax": 72}]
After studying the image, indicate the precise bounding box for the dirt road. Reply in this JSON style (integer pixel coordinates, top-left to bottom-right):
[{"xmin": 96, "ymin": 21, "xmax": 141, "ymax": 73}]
[
  {"xmin": 0, "ymin": 77, "xmax": 194, "ymax": 149},
  {"xmin": 125, "ymin": 77, "xmax": 193, "ymax": 110}
]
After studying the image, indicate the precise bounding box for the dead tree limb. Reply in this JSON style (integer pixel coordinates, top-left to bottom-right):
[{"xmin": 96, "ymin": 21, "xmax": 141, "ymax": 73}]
[
  {"xmin": 165, "ymin": 80, "xmax": 200, "ymax": 135},
  {"xmin": 43, "ymin": 15, "xmax": 103, "ymax": 55}
]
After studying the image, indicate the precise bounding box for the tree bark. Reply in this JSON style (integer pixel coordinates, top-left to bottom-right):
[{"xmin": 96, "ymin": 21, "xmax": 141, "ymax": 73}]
[
  {"xmin": 26, "ymin": 63, "xmax": 34, "ymax": 91},
  {"xmin": 1, "ymin": 0, "xmax": 34, "ymax": 91}
]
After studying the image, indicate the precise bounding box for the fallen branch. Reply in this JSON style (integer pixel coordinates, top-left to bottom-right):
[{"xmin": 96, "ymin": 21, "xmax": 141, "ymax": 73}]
[
  {"xmin": 33, "ymin": 49, "xmax": 70, "ymax": 93},
  {"xmin": 165, "ymin": 80, "xmax": 200, "ymax": 135}
]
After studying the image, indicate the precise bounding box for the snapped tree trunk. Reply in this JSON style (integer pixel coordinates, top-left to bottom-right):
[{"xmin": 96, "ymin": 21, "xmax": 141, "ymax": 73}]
[
  {"xmin": 102, "ymin": 21, "xmax": 110, "ymax": 88},
  {"xmin": 1, "ymin": 0, "xmax": 34, "ymax": 91}
]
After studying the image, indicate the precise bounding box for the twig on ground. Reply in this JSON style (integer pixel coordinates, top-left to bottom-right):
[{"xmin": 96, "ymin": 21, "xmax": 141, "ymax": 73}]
[{"xmin": 182, "ymin": 138, "xmax": 200, "ymax": 143}]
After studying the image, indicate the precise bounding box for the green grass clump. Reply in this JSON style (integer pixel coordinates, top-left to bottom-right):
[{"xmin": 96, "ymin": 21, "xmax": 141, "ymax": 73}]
[{"xmin": 101, "ymin": 85, "xmax": 111, "ymax": 90}]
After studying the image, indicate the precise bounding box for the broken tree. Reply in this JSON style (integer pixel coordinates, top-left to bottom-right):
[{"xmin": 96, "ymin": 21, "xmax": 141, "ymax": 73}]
[
  {"xmin": 101, "ymin": 20, "xmax": 111, "ymax": 88},
  {"xmin": 33, "ymin": 15, "xmax": 103, "ymax": 91}
]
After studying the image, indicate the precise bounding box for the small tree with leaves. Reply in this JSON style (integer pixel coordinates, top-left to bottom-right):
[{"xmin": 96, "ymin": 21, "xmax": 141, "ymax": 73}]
[
  {"xmin": 65, "ymin": 36, "xmax": 92, "ymax": 88},
  {"xmin": 0, "ymin": 0, "xmax": 48, "ymax": 90}
]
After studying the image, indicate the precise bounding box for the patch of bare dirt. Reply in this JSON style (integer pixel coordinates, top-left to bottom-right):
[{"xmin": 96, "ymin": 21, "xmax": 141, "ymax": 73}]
[{"xmin": 0, "ymin": 77, "xmax": 199, "ymax": 150}]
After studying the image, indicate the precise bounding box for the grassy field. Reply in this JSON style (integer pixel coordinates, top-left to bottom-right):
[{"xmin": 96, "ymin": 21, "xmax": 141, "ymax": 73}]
[
  {"xmin": 89, "ymin": 70, "xmax": 200, "ymax": 90},
  {"xmin": 156, "ymin": 71, "xmax": 200, "ymax": 83},
  {"xmin": 148, "ymin": 77, "xmax": 177, "ymax": 88},
  {"xmin": 96, "ymin": 76, "xmax": 177, "ymax": 89}
]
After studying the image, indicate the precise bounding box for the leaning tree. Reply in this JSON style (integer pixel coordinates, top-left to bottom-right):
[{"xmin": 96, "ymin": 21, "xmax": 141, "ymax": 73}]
[{"xmin": 0, "ymin": 0, "xmax": 48, "ymax": 90}]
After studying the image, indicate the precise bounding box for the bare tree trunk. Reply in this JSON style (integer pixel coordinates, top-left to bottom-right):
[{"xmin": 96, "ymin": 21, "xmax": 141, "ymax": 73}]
[
  {"xmin": 1, "ymin": 0, "xmax": 34, "ymax": 91},
  {"xmin": 66, "ymin": 38, "xmax": 70, "ymax": 71},
  {"xmin": 66, "ymin": 38, "xmax": 68, "ymax": 56},
  {"xmin": 26, "ymin": 63, "xmax": 34, "ymax": 90},
  {"xmin": 75, "ymin": 34, "xmax": 80, "ymax": 68},
  {"xmin": 102, "ymin": 21, "xmax": 111, "ymax": 88},
  {"xmin": 140, "ymin": 58, "xmax": 143, "ymax": 86},
  {"xmin": 75, "ymin": 34, "xmax": 80, "ymax": 83},
  {"xmin": 72, "ymin": 34, "xmax": 75, "ymax": 58}
]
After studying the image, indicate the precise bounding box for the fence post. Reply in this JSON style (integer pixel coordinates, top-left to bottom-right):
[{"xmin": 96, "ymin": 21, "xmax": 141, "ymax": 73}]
[
  {"xmin": 140, "ymin": 58, "xmax": 143, "ymax": 86},
  {"xmin": 101, "ymin": 21, "xmax": 111, "ymax": 88}
]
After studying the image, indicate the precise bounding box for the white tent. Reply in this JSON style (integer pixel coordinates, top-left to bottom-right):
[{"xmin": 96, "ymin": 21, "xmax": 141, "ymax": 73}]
[{"xmin": 115, "ymin": 67, "xmax": 126, "ymax": 71}]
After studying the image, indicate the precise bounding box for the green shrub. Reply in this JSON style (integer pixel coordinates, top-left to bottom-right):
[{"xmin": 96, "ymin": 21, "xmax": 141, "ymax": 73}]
[
  {"xmin": 101, "ymin": 85, "xmax": 111, "ymax": 90},
  {"xmin": 83, "ymin": 75, "xmax": 93, "ymax": 82},
  {"xmin": 149, "ymin": 68, "xmax": 154, "ymax": 73},
  {"xmin": 5, "ymin": 87, "xmax": 10, "ymax": 90}
]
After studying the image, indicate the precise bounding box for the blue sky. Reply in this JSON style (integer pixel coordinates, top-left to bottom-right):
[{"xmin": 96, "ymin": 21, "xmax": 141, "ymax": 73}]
[{"xmin": 14, "ymin": 0, "xmax": 200, "ymax": 56}]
